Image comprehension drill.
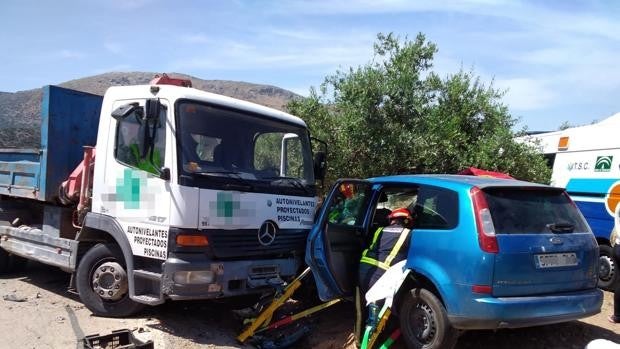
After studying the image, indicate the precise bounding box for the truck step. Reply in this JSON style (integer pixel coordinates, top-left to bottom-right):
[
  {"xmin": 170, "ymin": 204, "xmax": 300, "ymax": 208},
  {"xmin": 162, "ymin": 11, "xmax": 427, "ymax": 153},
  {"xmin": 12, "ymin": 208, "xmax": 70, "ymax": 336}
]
[
  {"xmin": 132, "ymin": 294, "xmax": 163, "ymax": 305},
  {"xmin": 133, "ymin": 269, "xmax": 162, "ymax": 281}
]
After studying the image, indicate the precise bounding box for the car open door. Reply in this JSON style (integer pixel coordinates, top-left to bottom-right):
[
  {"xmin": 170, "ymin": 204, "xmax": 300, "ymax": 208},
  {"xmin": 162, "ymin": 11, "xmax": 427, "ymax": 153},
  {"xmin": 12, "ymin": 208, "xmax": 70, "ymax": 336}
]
[{"xmin": 305, "ymin": 179, "xmax": 372, "ymax": 301}]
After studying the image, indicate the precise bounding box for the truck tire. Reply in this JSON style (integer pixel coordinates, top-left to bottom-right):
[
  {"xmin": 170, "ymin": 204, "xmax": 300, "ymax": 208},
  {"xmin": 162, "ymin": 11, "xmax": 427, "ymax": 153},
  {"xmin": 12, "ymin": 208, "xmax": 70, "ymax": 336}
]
[
  {"xmin": 598, "ymin": 244, "xmax": 618, "ymax": 291},
  {"xmin": 76, "ymin": 243, "xmax": 145, "ymax": 317},
  {"xmin": 399, "ymin": 288, "xmax": 458, "ymax": 349},
  {"xmin": 10, "ymin": 254, "xmax": 28, "ymax": 272},
  {"xmin": 0, "ymin": 248, "xmax": 10, "ymax": 274}
]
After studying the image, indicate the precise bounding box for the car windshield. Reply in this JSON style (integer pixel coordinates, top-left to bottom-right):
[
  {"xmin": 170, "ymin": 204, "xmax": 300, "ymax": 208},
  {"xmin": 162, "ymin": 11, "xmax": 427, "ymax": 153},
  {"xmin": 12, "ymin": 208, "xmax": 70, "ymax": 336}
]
[
  {"xmin": 176, "ymin": 100, "xmax": 315, "ymax": 193},
  {"xmin": 483, "ymin": 187, "xmax": 590, "ymax": 234}
]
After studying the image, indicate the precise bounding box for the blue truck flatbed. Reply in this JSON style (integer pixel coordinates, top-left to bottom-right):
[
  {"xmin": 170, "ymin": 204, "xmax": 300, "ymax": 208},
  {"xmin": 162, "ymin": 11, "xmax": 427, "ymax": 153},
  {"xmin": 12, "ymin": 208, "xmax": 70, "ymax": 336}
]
[{"xmin": 0, "ymin": 86, "xmax": 103, "ymax": 202}]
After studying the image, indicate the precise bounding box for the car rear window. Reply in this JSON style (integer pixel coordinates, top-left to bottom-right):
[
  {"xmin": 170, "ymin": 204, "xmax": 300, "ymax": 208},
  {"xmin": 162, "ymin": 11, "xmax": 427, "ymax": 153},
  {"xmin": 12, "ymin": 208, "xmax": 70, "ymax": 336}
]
[{"xmin": 483, "ymin": 187, "xmax": 590, "ymax": 234}]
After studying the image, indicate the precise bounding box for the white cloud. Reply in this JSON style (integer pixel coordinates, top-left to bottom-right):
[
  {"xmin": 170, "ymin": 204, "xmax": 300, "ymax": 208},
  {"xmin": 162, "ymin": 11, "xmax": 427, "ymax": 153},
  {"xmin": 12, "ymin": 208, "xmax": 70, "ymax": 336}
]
[
  {"xmin": 495, "ymin": 78, "xmax": 556, "ymax": 111},
  {"xmin": 172, "ymin": 31, "xmax": 373, "ymax": 73},
  {"xmin": 274, "ymin": 0, "xmax": 509, "ymax": 16},
  {"xmin": 267, "ymin": 28, "xmax": 326, "ymax": 41}
]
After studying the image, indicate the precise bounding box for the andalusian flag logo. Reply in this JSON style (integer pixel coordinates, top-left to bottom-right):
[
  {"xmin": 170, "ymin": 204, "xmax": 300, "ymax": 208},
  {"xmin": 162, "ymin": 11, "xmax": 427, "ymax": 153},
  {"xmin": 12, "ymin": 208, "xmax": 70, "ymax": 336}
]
[{"xmin": 595, "ymin": 156, "xmax": 613, "ymax": 172}]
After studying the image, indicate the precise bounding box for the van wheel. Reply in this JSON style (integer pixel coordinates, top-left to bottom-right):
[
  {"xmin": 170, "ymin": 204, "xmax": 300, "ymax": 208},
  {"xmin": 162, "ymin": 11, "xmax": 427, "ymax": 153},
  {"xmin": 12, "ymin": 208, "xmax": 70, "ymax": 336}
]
[
  {"xmin": 399, "ymin": 288, "xmax": 458, "ymax": 349},
  {"xmin": 76, "ymin": 243, "xmax": 144, "ymax": 317},
  {"xmin": 598, "ymin": 245, "xmax": 617, "ymax": 291}
]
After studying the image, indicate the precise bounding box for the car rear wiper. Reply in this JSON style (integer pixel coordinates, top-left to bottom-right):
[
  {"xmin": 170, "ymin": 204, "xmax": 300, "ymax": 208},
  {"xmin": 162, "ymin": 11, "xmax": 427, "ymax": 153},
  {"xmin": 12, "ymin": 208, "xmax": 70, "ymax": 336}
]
[
  {"xmin": 263, "ymin": 176, "xmax": 311, "ymax": 195},
  {"xmin": 193, "ymin": 171, "xmax": 254, "ymax": 190},
  {"xmin": 546, "ymin": 222, "xmax": 575, "ymax": 233}
]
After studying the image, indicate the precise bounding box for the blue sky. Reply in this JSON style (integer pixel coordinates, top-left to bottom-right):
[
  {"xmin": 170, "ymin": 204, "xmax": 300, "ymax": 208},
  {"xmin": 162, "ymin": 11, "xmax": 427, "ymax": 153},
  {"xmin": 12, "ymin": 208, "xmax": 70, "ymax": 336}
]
[{"xmin": 1, "ymin": 0, "xmax": 619, "ymax": 131}]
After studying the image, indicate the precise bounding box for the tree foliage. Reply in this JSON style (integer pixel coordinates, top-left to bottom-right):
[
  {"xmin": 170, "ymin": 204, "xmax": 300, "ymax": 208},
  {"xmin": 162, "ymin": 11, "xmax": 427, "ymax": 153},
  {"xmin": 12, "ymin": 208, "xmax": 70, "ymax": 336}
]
[{"xmin": 288, "ymin": 33, "xmax": 550, "ymax": 186}]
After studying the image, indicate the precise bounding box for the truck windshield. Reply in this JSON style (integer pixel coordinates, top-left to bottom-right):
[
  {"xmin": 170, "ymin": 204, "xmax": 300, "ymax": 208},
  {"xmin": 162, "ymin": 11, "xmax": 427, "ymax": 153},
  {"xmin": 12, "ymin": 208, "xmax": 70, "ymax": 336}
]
[{"xmin": 176, "ymin": 100, "xmax": 315, "ymax": 196}]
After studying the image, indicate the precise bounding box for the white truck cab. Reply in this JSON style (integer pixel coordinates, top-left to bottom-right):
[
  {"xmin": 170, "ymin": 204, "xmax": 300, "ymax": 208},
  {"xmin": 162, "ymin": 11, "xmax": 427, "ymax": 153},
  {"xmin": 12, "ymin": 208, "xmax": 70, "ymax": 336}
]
[{"xmin": 0, "ymin": 78, "xmax": 326, "ymax": 317}]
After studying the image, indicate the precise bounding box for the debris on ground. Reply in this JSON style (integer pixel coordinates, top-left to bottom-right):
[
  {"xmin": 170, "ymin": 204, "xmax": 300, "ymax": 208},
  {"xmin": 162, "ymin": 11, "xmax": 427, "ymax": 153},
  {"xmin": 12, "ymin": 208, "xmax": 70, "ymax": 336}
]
[{"xmin": 3, "ymin": 294, "xmax": 27, "ymax": 302}]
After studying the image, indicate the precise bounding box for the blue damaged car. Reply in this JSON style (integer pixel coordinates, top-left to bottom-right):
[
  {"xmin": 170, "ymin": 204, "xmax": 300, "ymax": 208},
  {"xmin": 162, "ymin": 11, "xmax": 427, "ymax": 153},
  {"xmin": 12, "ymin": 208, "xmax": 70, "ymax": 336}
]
[{"xmin": 306, "ymin": 175, "xmax": 603, "ymax": 349}]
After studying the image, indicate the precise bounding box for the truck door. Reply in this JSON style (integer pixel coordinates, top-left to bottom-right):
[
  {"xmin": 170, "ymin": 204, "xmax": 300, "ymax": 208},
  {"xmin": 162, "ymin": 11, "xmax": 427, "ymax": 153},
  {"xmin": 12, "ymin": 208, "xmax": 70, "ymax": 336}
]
[
  {"xmin": 99, "ymin": 99, "xmax": 173, "ymax": 261},
  {"xmin": 305, "ymin": 179, "xmax": 372, "ymax": 301}
]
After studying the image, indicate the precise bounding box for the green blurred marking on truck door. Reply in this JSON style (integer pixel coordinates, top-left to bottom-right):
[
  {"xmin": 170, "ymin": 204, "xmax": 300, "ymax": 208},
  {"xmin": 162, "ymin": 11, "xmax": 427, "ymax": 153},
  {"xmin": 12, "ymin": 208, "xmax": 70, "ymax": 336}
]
[{"xmin": 116, "ymin": 168, "xmax": 144, "ymax": 209}]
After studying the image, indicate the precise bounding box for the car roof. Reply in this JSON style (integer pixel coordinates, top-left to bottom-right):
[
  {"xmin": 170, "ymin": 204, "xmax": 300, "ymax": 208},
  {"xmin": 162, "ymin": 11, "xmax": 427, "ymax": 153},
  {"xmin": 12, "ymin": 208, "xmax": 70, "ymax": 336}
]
[{"xmin": 367, "ymin": 174, "xmax": 551, "ymax": 190}]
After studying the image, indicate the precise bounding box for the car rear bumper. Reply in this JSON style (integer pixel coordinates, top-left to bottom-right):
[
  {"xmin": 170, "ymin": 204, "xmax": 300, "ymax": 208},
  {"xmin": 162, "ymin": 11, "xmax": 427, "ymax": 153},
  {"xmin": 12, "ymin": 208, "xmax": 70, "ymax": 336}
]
[{"xmin": 448, "ymin": 288, "xmax": 603, "ymax": 330}]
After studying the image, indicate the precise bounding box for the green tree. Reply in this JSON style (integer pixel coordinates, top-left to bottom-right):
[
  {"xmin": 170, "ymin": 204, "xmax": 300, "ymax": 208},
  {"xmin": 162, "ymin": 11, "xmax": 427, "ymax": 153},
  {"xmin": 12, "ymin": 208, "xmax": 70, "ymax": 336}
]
[
  {"xmin": 558, "ymin": 121, "xmax": 573, "ymax": 130},
  {"xmin": 288, "ymin": 33, "xmax": 550, "ymax": 185}
]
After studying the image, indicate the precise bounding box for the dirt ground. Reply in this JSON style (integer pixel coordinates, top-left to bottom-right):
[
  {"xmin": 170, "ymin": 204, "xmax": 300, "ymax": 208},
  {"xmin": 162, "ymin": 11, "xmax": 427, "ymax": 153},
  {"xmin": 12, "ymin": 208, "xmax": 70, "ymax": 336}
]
[{"xmin": 1, "ymin": 261, "xmax": 618, "ymax": 349}]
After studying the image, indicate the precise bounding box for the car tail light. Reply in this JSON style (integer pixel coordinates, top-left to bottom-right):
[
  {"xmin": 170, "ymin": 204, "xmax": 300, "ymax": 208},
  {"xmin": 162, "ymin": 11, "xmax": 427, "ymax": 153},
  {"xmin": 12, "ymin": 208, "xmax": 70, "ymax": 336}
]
[
  {"xmin": 471, "ymin": 285, "xmax": 492, "ymax": 294},
  {"xmin": 470, "ymin": 187, "xmax": 499, "ymax": 253}
]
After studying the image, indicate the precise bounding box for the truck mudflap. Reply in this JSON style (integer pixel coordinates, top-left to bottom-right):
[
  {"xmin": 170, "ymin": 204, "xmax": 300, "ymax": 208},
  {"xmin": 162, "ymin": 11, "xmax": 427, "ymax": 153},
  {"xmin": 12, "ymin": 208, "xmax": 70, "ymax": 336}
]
[{"xmin": 160, "ymin": 254, "xmax": 300, "ymax": 300}]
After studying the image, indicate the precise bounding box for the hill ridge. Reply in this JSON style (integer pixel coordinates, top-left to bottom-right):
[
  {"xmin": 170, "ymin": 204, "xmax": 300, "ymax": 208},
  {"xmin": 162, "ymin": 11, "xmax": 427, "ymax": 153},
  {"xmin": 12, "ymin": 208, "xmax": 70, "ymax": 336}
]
[{"xmin": 0, "ymin": 72, "xmax": 300, "ymax": 148}]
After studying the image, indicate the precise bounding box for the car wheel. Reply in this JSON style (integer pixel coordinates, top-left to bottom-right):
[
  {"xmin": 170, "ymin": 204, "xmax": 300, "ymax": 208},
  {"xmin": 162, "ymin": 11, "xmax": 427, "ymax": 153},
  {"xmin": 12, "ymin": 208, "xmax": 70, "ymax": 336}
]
[
  {"xmin": 598, "ymin": 244, "xmax": 618, "ymax": 291},
  {"xmin": 399, "ymin": 288, "xmax": 458, "ymax": 349},
  {"xmin": 76, "ymin": 243, "xmax": 145, "ymax": 317}
]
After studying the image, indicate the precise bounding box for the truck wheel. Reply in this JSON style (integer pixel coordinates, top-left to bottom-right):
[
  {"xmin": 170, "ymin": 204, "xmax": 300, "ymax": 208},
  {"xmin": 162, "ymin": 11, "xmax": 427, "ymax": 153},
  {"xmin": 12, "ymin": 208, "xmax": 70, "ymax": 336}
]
[
  {"xmin": 399, "ymin": 288, "xmax": 458, "ymax": 349},
  {"xmin": 9, "ymin": 254, "xmax": 28, "ymax": 272},
  {"xmin": 598, "ymin": 245, "xmax": 618, "ymax": 291},
  {"xmin": 0, "ymin": 248, "xmax": 10, "ymax": 274},
  {"xmin": 76, "ymin": 243, "xmax": 144, "ymax": 317}
]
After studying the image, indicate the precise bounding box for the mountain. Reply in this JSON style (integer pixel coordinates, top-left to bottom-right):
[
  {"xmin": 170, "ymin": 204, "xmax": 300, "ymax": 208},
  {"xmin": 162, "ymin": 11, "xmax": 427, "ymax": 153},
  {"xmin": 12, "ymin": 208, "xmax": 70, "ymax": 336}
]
[{"xmin": 0, "ymin": 72, "xmax": 300, "ymax": 148}]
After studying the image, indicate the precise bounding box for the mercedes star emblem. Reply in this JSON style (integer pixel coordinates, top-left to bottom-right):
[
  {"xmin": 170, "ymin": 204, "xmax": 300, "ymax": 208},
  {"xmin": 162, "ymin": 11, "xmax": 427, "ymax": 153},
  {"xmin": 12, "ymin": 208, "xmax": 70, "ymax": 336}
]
[{"xmin": 258, "ymin": 221, "xmax": 277, "ymax": 246}]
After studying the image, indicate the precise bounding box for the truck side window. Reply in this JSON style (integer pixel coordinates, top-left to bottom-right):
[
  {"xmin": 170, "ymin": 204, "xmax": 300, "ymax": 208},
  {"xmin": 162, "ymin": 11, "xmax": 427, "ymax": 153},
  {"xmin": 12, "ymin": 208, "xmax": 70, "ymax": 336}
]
[
  {"xmin": 254, "ymin": 132, "xmax": 282, "ymax": 176},
  {"xmin": 114, "ymin": 105, "xmax": 166, "ymax": 175},
  {"xmin": 253, "ymin": 132, "xmax": 309, "ymax": 179}
]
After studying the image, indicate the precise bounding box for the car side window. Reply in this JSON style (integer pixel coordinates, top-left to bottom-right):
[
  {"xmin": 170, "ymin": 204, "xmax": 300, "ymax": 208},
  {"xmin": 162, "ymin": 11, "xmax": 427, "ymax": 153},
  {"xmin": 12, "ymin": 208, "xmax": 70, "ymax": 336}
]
[
  {"xmin": 371, "ymin": 186, "xmax": 419, "ymax": 230},
  {"xmin": 114, "ymin": 103, "xmax": 167, "ymax": 175},
  {"xmin": 326, "ymin": 182, "xmax": 370, "ymax": 227},
  {"xmin": 413, "ymin": 185, "xmax": 459, "ymax": 229}
]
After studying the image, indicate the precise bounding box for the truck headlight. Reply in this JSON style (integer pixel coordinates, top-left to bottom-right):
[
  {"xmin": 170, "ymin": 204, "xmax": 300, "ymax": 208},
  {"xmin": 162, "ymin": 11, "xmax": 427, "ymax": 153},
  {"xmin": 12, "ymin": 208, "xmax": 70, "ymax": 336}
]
[{"xmin": 173, "ymin": 271, "xmax": 214, "ymax": 285}]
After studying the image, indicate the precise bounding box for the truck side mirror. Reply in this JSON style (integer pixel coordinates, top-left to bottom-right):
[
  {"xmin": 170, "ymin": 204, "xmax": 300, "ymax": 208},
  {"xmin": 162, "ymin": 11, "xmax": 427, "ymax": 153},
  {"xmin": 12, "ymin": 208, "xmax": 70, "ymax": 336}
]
[
  {"xmin": 111, "ymin": 102, "xmax": 141, "ymax": 121},
  {"xmin": 159, "ymin": 167, "xmax": 171, "ymax": 181},
  {"xmin": 145, "ymin": 98, "xmax": 161, "ymax": 123},
  {"xmin": 314, "ymin": 151, "xmax": 327, "ymax": 181}
]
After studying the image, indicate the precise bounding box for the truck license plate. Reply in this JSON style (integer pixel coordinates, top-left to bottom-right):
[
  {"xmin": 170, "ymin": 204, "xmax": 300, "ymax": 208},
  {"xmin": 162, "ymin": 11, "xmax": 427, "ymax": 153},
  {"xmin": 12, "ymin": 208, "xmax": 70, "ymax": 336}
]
[{"xmin": 535, "ymin": 253, "xmax": 578, "ymax": 268}]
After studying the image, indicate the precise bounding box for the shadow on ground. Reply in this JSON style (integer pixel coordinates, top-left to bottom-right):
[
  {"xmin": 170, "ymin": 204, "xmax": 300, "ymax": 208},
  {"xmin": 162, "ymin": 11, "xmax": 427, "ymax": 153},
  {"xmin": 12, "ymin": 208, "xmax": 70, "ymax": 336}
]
[{"xmin": 3, "ymin": 262, "xmax": 618, "ymax": 349}]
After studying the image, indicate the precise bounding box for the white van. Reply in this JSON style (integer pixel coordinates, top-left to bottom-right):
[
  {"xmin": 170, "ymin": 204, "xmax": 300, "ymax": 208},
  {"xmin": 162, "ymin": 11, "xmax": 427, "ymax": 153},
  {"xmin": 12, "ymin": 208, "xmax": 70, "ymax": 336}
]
[{"xmin": 517, "ymin": 113, "xmax": 620, "ymax": 290}]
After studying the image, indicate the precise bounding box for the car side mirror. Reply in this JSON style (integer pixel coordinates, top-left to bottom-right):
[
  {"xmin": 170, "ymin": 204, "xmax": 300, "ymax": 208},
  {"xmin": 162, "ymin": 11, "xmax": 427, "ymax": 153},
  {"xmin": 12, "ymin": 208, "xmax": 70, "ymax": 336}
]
[{"xmin": 314, "ymin": 151, "xmax": 327, "ymax": 181}]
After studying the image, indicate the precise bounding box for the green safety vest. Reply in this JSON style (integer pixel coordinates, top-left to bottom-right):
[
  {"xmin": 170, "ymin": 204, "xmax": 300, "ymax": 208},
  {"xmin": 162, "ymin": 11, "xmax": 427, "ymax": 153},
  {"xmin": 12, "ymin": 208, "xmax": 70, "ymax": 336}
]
[{"xmin": 360, "ymin": 227, "xmax": 411, "ymax": 271}]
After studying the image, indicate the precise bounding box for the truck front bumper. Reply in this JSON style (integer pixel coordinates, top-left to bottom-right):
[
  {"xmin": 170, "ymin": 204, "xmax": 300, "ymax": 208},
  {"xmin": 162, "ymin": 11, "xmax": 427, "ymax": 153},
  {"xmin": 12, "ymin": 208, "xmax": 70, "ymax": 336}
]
[{"xmin": 159, "ymin": 254, "xmax": 300, "ymax": 300}]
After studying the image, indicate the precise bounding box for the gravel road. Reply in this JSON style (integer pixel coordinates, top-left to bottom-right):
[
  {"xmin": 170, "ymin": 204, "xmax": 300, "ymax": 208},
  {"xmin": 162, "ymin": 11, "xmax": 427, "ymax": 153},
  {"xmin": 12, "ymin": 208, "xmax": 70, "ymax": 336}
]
[{"xmin": 1, "ymin": 262, "xmax": 617, "ymax": 349}]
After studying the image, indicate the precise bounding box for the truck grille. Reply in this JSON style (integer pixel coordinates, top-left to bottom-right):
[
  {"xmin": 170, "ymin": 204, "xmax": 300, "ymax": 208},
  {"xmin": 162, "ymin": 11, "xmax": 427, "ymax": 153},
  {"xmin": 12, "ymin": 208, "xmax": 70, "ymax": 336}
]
[{"xmin": 206, "ymin": 229, "xmax": 308, "ymax": 259}]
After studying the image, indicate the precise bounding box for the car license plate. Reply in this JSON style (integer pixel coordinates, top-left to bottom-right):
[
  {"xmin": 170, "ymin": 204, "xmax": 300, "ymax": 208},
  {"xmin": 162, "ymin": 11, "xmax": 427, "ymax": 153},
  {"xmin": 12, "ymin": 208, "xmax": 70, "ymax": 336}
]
[{"xmin": 535, "ymin": 253, "xmax": 578, "ymax": 268}]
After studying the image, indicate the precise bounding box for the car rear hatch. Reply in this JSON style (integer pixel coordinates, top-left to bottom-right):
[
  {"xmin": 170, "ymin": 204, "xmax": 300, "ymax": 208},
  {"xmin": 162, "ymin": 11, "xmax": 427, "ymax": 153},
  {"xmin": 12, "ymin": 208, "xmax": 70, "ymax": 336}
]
[{"xmin": 483, "ymin": 187, "xmax": 598, "ymax": 297}]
